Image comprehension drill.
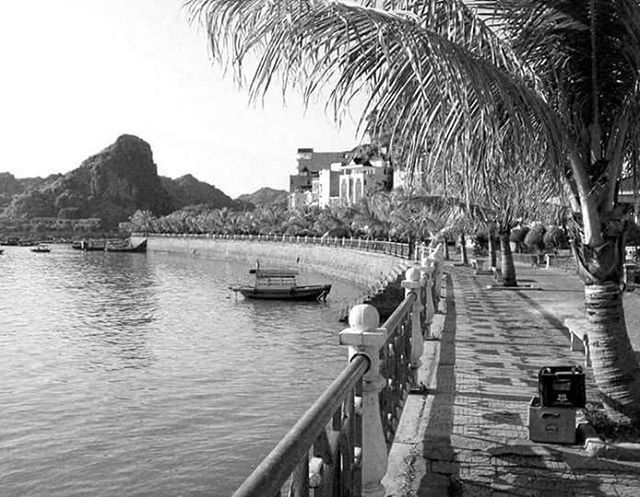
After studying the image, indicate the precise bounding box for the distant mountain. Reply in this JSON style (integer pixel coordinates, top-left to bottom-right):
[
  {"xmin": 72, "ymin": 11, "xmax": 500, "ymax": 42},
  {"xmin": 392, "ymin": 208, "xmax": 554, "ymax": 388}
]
[
  {"xmin": 2, "ymin": 135, "xmax": 174, "ymax": 227},
  {"xmin": 237, "ymin": 187, "xmax": 288, "ymax": 207},
  {"xmin": 0, "ymin": 173, "xmax": 55, "ymax": 211},
  {"xmin": 0, "ymin": 135, "xmax": 257, "ymax": 228},
  {"xmin": 160, "ymin": 174, "xmax": 240, "ymax": 211}
]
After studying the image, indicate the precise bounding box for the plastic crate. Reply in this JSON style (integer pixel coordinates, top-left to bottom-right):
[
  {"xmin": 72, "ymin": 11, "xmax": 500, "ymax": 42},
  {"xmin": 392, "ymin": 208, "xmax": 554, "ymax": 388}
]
[
  {"xmin": 538, "ymin": 366, "xmax": 585, "ymax": 408},
  {"xmin": 528, "ymin": 396, "xmax": 576, "ymax": 444}
]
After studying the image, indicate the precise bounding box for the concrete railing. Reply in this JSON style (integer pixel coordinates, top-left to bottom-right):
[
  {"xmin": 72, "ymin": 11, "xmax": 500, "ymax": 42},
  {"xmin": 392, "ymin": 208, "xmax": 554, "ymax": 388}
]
[
  {"xmin": 135, "ymin": 233, "xmax": 413, "ymax": 259},
  {"xmin": 231, "ymin": 249, "xmax": 443, "ymax": 497}
]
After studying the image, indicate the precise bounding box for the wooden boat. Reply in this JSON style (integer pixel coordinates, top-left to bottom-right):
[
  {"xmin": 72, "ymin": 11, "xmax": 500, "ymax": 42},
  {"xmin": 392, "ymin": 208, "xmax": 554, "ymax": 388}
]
[
  {"xmin": 105, "ymin": 238, "xmax": 147, "ymax": 253},
  {"xmin": 31, "ymin": 244, "xmax": 51, "ymax": 253},
  {"xmin": 71, "ymin": 239, "xmax": 107, "ymax": 251},
  {"xmin": 230, "ymin": 269, "xmax": 331, "ymax": 301}
]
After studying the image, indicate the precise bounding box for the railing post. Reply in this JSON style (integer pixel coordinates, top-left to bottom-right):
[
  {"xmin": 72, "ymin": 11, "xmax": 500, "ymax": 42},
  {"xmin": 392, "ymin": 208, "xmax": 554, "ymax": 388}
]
[
  {"xmin": 402, "ymin": 268, "xmax": 424, "ymax": 385},
  {"xmin": 339, "ymin": 305, "xmax": 387, "ymax": 497},
  {"xmin": 428, "ymin": 243, "xmax": 444, "ymax": 313},
  {"xmin": 419, "ymin": 262, "xmax": 436, "ymax": 338}
]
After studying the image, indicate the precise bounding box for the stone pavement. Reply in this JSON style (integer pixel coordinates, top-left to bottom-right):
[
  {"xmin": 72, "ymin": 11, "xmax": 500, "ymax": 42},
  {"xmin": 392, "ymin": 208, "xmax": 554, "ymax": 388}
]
[{"xmin": 383, "ymin": 262, "xmax": 640, "ymax": 497}]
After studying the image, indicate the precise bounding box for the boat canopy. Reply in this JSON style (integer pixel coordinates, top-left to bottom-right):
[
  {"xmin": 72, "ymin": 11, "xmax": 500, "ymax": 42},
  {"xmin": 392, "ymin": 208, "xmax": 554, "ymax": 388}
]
[{"xmin": 249, "ymin": 269, "xmax": 299, "ymax": 277}]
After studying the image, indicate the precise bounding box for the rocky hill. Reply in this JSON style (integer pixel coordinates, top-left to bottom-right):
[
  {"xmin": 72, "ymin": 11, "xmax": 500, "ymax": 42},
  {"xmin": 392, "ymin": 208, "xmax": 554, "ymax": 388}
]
[
  {"xmin": 1, "ymin": 135, "xmax": 242, "ymax": 228},
  {"xmin": 160, "ymin": 174, "xmax": 239, "ymax": 211},
  {"xmin": 0, "ymin": 173, "xmax": 56, "ymax": 211},
  {"xmin": 237, "ymin": 187, "xmax": 288, "ymax": 207}
]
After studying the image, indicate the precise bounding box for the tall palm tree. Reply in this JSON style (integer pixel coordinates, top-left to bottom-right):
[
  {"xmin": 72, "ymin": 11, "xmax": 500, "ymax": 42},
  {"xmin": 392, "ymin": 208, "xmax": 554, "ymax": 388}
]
[
  {"xmin": 352, "ymin": 195, "xmax": 392, "ymax": 240},
  {"xmin": 187, "ymin": 0, "xmax": 640, "ymax": 422}
]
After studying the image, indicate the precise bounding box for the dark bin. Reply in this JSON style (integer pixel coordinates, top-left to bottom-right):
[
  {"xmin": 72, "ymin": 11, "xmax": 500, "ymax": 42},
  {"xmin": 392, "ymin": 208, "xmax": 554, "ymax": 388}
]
[{"xmin": 538, "ymin": 366, "xmax": 585, "ymax": 408}]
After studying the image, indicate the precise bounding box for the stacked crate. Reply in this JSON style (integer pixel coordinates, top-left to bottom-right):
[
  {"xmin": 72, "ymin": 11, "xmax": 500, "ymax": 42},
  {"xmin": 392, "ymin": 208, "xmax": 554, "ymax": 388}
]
[{"xmin": 528, "ymin": 366, "xmax": 585, "ymax": 444}]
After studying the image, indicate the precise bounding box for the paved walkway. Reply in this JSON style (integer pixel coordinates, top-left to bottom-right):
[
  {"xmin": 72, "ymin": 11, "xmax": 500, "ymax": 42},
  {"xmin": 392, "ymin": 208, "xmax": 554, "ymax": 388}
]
[{"xmin": 384, "ymin": 262, "xmax": 640, "ymax": 496}]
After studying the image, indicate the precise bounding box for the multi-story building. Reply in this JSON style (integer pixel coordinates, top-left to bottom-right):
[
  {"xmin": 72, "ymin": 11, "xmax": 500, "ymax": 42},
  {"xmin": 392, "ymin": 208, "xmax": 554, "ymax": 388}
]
[
  {"xmin": 289, "ymin": 148, "xmax": 350, "ymax": 209},
  {"xmin": 339, "ymin": 156, "xmax": 389, "ymax": 205},
  {"xmin": 289, "ymin": 146, "xmax": 392, "ymax": 209}
]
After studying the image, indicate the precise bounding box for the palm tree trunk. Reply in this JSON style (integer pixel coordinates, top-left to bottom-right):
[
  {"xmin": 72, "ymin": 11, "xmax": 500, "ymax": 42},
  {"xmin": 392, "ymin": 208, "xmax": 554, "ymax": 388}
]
[
  {"xmin": 460, "ymin": 233, "xmax": 468, "ymax": 265},
  {"xmin": 500, "ymin": 232, "xmax": 517, "ymax": 287},
  {"xmin": 585, "ymin": 283, "xmax": 640, "ymax": 424},
  {"xmin": 489, "ymin": 235, "xmax": 497, "ymax": 268},
  {"xmin": 444, "ymin": 239, "xmax": 450, "ymax": 260}
]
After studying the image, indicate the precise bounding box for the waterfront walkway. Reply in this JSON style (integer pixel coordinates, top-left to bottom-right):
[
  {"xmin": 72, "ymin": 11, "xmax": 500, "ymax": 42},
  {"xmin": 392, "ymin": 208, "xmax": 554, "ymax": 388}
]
[{"xmin": 384, "ymin": 262, "xmax": 640, "ymax": 496}]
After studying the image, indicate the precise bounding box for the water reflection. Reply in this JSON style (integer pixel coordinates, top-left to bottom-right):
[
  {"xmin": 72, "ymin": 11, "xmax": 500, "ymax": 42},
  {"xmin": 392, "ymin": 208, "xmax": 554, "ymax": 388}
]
[
  {"xmin": 0, "ymin": 246, "xmax": 365, "ymax": 496},
  {"xmin": 59, "ymin": 251, "xmax": 159, "ymax": 371}
]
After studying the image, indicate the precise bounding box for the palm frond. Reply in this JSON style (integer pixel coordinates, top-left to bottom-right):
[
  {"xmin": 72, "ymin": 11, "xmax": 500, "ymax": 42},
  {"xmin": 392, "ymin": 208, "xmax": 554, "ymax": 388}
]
[{"xmin": 186, "ymin": 0, "xmax": 567, "ymax": 174}]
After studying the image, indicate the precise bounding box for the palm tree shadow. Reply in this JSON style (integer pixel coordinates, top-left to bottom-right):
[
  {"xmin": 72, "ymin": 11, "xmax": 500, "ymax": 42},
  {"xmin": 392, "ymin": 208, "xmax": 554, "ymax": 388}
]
[
  {"xmin": 416, "ymin": 272, "xmax": 460, "ymax": 495},
  {"xmin": 485, "ymin": 443, "xmax": 632, "ymax": 496}
]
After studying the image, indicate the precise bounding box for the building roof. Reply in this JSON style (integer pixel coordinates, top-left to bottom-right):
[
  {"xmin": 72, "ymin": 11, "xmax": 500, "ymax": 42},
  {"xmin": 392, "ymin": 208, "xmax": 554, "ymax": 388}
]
[{"xmin": 297, "ymin": 150, "xmax": 350, "ymax": 173}]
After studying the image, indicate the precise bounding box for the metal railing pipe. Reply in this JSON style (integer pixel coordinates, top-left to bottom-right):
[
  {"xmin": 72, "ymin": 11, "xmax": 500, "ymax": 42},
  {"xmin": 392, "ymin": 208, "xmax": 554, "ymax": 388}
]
[{"xmin": 232, "ymin": 354, "xmax": 370, "ymax": 497}]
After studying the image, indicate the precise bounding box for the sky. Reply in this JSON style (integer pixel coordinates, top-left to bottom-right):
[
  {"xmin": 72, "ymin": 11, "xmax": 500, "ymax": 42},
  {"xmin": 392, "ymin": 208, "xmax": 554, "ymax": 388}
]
[{"xmin": 0, "ymin": 1, "xmax": 363, "ymax": 198}]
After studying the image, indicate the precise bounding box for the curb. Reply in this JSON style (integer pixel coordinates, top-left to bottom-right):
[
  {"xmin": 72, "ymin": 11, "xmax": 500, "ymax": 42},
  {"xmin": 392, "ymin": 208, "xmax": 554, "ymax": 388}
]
[{"xmin": 578, "ymin": 421, "xmax": 640, "ymax": 460}]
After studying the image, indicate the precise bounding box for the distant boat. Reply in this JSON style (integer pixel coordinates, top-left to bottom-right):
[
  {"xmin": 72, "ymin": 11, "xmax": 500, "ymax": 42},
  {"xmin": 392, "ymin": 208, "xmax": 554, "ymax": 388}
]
[
  {"xmin": 105, "ymin": 238, "xmax": 147, "ymax": 253},
  {"xmin": 230, "ymin": 268, "xmax": 331, "ymax": 301},
  {"xmin": 0, "ymin": 248, "xmax": 4, "ymax": 254},
  {"xmin": 31, "ymin": 244, "xmax": 51, "ymax": 253},
  {"xmin": 71, "ymin": 239, "xmax": 107, "ymax": 251}
]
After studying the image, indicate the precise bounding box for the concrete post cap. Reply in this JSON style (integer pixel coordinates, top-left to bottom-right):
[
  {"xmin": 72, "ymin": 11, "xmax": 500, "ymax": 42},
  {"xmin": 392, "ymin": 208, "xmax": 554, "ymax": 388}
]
[
  {"xmin": 405, "ymin": 267, "xmax": 421, "ymax": 282},
  {"xmin": 348, "ymin": 304, "xmax": 380, "ymax": 331}
]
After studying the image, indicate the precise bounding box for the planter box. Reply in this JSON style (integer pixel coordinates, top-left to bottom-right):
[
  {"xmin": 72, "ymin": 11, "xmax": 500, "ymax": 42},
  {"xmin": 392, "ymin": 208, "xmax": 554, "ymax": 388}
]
[{"xmin": 528, "ymin": 396, "xmax": 576, "ymax": 444}]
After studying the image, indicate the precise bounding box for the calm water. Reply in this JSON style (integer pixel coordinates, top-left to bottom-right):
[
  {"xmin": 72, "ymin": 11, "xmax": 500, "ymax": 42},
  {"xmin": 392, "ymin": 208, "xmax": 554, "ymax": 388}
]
[{"xmin": 0, "ymin": 245, "xmax": 364, "ymax": 496}]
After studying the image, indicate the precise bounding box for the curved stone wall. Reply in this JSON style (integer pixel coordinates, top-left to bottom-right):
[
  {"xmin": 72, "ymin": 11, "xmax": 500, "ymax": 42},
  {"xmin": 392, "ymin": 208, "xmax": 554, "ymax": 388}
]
[{"xmin": 140, "ymin": 234, "xmax": 412, "ymax": 296}]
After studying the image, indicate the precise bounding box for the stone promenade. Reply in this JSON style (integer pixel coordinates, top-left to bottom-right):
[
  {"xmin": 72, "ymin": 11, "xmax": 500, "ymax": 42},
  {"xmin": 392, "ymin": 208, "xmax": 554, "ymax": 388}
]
[{"xmin": 384, "ymin": 262, "xmax": 640, "ymax": 496}]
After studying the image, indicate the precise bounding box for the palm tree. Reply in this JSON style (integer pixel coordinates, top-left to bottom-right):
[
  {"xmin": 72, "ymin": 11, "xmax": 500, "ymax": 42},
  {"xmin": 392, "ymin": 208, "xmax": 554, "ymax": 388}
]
[
  {"xmin": 352, "ymin": 195, "xmax": 392, "ymax": 240},
  {"xmin": 314, "ymin": 205, "xmax": 354, "ymax": 238},
  {"xmin": 187, "ymin": 0, "xmax": 640, "ymax": 422},
  {"xmin": 128, "ymin": 209, "xmax": 156, "ymax": 234}
]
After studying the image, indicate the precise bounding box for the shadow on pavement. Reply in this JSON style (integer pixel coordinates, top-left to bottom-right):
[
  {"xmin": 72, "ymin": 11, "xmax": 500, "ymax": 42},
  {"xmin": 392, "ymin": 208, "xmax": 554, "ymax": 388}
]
[{"xmin": 416, "ymin": 272, "xmax": 460, "ymax": 496}]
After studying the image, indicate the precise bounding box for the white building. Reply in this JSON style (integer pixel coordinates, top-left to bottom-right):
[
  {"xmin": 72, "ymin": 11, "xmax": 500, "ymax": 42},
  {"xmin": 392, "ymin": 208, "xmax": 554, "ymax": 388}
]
[
  {"xmin": 289, "ymin": 146, "xmax": 392, "ymax": 209},
  {"xmin": 339, "ymin": 158, "xmax": 388, "ymax": 205}
]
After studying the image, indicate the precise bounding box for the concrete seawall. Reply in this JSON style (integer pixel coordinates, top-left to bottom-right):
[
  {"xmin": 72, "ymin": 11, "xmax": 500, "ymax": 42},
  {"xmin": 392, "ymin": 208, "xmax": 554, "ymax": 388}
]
[{"xmin": 140, "ymin": 234, "xmax": 412, "ymax": 299}]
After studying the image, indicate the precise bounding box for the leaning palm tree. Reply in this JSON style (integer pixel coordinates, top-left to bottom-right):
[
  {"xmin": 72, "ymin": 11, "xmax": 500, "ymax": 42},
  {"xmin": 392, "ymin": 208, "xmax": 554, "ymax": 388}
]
[{"xmin": 187, "ymin": 0, "xmax": 640, "ymax": 422}]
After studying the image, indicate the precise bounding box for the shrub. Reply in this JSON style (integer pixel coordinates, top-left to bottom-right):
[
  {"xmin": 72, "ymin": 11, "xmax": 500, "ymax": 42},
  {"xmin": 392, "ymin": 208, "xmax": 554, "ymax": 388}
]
[
  {"xmin": 524, "ymin": 224, "xmax": 546, "ymax": 252},
  {"xmin": 510, "ymin": 226, "xmax": 530, "ymax": 252},
  {"xmin": 543, "ymin": 225, "xmax": 569, "ymax": 250}
]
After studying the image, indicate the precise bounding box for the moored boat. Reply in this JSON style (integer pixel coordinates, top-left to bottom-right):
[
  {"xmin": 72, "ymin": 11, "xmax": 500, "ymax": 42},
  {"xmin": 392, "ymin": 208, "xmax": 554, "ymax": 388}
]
[
  {"xmin": 31, "ymin": 244, "xmax": 51, "ymax": 253},
  {"xmin": 230, "ymin": 268, "xmax": 331, "ymax": 301},
  {"xmin": 71, "ymin": 239, "xmax": 107, "ymax": 251},
  {"xmin": 105, "ymin": 238, "xmax": 147, "ymax": 253}
]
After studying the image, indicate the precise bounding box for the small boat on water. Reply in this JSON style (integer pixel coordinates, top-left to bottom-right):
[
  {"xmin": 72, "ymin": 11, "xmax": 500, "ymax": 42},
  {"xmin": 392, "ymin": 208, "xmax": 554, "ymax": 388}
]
[
  {"xmin": 71, "ymin": 239, "xmax": 107, "ymax": 251},
  {"xmin": 1, "ymin": 237, "xmax": 19, "ymax": 246},
  {"xmin": 71, "ymin": 238, "xmax": 147, "ymax": 253},
  {"xmin": 105, "ymin": 238, "xmax": 147, "ymax": 253},
  {"xmin": 31, "ymin": 244, "xmax": 51, "ymax": 253},
  {"xmin": 230, "ymin": 268, "xmax": 331, "ymax": 301}
]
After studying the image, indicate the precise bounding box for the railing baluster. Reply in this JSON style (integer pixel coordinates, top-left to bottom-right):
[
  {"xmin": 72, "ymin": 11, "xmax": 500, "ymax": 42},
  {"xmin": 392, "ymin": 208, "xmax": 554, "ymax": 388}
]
[
  {"xmin": 288, "ymin": 453, "xmax": 310, "ymax": 497},
  {"xmin": 340, "ymin": 305, "xmax": 387, "ymax": 497},
  {"xmin": 402, "ymin": 268, "xmax": 424, "ymax": 385}
]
